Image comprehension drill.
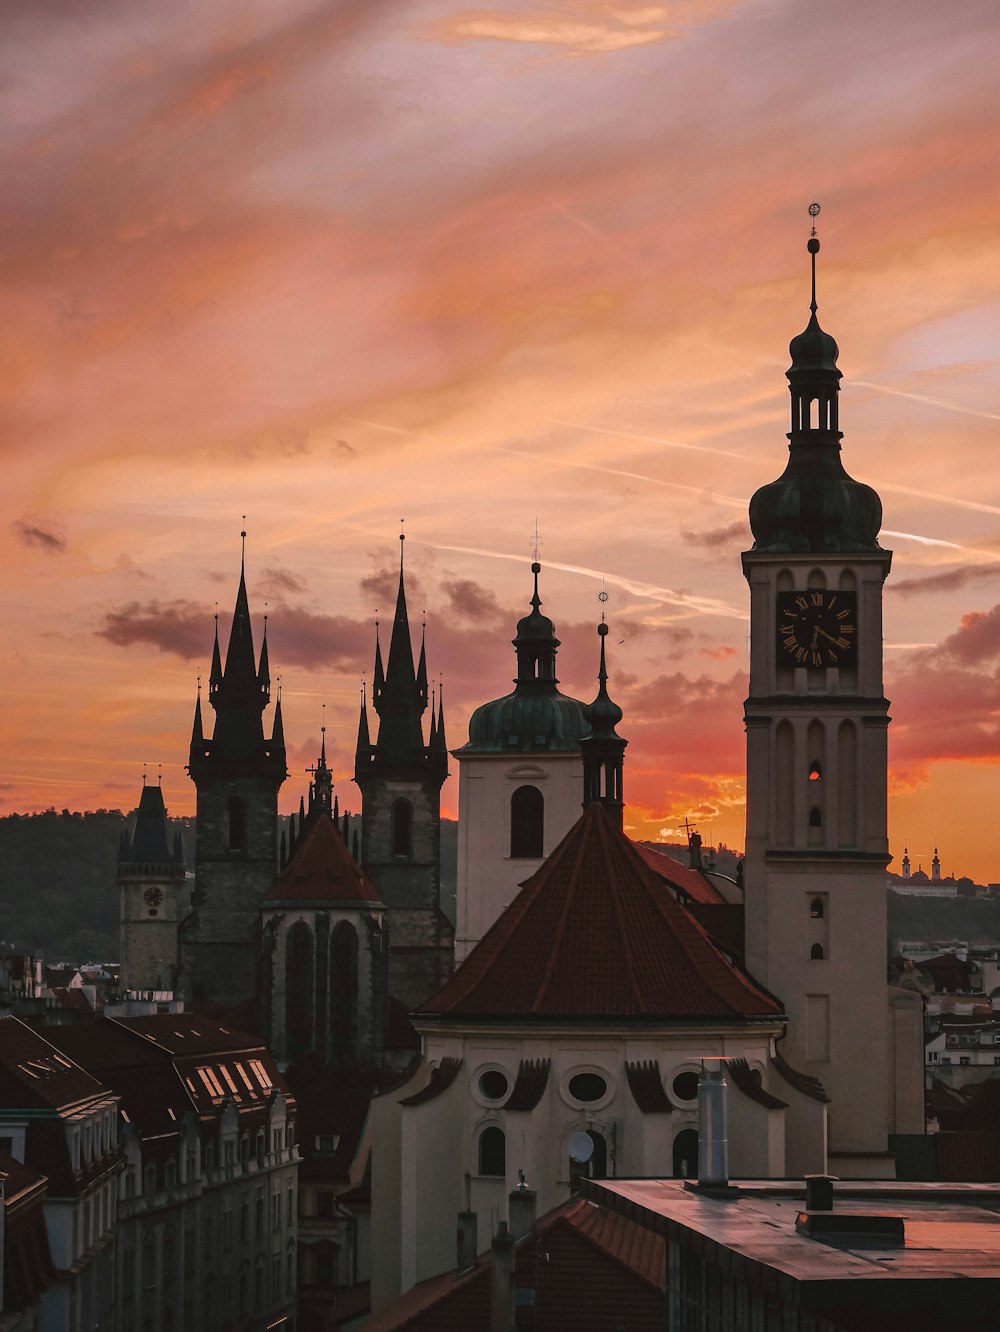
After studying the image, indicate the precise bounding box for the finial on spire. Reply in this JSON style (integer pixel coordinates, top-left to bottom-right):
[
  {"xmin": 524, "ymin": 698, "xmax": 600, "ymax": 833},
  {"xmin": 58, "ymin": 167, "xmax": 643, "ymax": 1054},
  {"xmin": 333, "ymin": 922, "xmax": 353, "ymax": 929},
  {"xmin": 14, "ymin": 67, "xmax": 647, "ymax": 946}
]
[
  {"xmin": 807, "ymin": 201, "xmax": 821, "ymax": 313},
  {"xmin": 142, "ymin": 762, "xmax": 147, "ymax": 787},
  {"xmin": 598, "ymin": 577, "xmax": 609, "ymax": 625},
  {"xmin": 241, "ymin": 516, "xmax": 247, "ymax": 567},
  {"xmin": 531, "ymin": 519, "xmax": 542, "ymax": 563},
  {"xmin": 400, "ymin": 518, "xmax": 405, "ymax": 569}
]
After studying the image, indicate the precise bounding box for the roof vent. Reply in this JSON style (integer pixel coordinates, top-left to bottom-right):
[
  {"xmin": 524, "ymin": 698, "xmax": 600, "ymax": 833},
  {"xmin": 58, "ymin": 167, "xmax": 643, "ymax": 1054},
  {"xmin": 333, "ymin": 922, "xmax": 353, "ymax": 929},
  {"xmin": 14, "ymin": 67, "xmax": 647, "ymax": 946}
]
[{"xmin": 796, "ymin": 1176, "xmax": 905, "ymax": 1247}]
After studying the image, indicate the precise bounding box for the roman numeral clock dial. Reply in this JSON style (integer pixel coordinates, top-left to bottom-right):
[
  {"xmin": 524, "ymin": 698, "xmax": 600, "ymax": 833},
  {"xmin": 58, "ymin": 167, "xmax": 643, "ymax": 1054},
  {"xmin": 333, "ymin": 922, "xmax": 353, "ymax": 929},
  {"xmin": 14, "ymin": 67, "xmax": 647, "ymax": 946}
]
[{"xmin": 775, "ymin": 590, "xmax": 857, "ymax": 668}]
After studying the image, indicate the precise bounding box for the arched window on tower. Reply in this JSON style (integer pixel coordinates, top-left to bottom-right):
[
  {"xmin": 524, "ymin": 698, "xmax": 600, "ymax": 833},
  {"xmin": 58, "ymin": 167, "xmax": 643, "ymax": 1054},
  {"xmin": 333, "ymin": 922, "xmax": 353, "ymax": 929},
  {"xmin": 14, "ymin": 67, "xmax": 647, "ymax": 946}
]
[
  {"xmin": 391, "ymin": 800, "xmax": 412, "ymax": 857},
  {"xmin": 478, "ymin": 1127, "xmax": 505, "ymax": 1177},
  {"xmin": 330, "ymin": 921, "xmax": 359, "ymax": 1058},
  {"xmin": 226, "ymin": 798, "xmax": 247, "ymax": 852},
  {"xmin": 810, "ymin": 898, "xmax": 824, "ymax": 919},
  {"xmin": 810, "ymin": 943, "xmax": 825, "ymax": 961},
  {"xmin": 510, "ymin": 785, "xmax": 544, "ymax": 859},
  {"xmin": 809, "ymin": 807, "xmax": 822, "ymax": 828},
  {"xmin": 286, "ymin": 922, "xmax": 314, "ymax": 1057}
]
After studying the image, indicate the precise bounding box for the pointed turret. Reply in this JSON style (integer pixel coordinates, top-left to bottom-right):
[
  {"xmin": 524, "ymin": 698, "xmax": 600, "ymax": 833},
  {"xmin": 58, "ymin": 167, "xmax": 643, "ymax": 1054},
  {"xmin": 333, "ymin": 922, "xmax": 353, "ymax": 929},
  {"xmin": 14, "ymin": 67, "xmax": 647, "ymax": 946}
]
[
  {"xmin": 369, "ymin": 534, "xmax": 429, "ymax": 765},
  {"xmin": 187, "ymin": 534, "xmax": 286, "ymax": 779},
  {"xmin": 373, "ymin": 627, "xmax": 385, "ymax": 706},
  {"xmin": 748, "ymin": 209, "xmax": 882, "ymax": 554},
  {"xmin": 271, "ymin": 691, "xmax": 285, "ymax": 748},
  {"xmin": 354, "ymin": 680, "xmax": 372, "ymax": 778},
  {"xmin": 191, "ymin": 688, "xmax": 204, "ymax": 747},
  {"xmin": 209, "ymin": 619, "xmax": 223, "ymax": 703},
  {"xmin": 257, "ymin": 618, "xmax": 271, "ymax": 704},
  {"xmin": 416, "ymin": 622, "xmax": 429, "ymax": 710},
  {"xmin": 580, "ymin": 622, "xmax": 627, "ymax": 827}
]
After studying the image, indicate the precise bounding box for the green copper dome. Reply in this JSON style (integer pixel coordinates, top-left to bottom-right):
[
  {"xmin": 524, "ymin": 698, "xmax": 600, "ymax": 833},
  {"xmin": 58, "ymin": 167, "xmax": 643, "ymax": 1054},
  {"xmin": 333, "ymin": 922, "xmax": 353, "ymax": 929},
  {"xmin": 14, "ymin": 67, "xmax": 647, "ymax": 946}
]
[{"xmin": 455, "ymin": 562, "xmax": 589, "ymax": 755}]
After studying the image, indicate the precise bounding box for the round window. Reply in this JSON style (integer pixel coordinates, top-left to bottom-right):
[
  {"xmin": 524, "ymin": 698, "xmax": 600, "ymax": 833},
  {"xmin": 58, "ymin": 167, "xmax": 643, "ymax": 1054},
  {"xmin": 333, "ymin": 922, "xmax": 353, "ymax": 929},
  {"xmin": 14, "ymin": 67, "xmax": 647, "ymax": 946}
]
[
  {"xmin": 568, "ymin": 1072, "xmax": 607, "ymax": 1103},
  {"xmin": 478, "ymin": 1070, "xmax": 509, "ymax": 1101},
  {"xmin": 672, "ymin": 1071, "xmax": 699, "ymax": 1102}
]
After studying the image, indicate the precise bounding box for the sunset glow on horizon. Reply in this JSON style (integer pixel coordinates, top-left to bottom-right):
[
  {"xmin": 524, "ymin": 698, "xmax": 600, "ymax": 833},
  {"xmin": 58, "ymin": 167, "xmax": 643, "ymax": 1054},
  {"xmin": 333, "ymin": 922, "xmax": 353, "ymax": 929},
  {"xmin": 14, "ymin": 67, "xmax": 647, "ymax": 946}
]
[{"xmin": 4, "ymin": 0, "xmax": 1000, "ymax": 880}]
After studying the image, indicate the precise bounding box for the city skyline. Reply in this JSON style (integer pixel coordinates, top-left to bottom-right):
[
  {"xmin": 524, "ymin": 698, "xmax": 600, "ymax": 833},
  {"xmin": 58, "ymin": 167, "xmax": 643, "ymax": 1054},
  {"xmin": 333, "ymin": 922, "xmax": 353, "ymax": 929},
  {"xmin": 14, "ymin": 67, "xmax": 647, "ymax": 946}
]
[{"xmin": 4, "ymin": 0, "xmax": 1000, "ymax": 877}]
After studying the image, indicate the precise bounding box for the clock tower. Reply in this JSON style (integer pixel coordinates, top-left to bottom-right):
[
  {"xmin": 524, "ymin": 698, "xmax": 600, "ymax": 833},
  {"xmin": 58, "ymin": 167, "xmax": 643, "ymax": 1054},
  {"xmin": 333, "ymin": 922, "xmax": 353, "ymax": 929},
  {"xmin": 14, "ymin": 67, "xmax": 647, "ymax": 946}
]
[{"xmin": 742, "ymin": 219, "xmax": 900, "ymax": 1168}]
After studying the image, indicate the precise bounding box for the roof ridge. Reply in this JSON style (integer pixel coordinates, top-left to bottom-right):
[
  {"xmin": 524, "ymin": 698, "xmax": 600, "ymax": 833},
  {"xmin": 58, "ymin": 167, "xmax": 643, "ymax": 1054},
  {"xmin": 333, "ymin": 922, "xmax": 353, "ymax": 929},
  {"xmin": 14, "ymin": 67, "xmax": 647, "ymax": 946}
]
[
  {"xmin": 604, "ymin": 816, "xmax": 650, "ymax": 1015},
  {"xmin": 550, "ymin": 1205, "xmax": 665, "ymax": 1293},
  {"xmin": 531, "ymin": 809, "xmax": 593, "ymax": 1013}
]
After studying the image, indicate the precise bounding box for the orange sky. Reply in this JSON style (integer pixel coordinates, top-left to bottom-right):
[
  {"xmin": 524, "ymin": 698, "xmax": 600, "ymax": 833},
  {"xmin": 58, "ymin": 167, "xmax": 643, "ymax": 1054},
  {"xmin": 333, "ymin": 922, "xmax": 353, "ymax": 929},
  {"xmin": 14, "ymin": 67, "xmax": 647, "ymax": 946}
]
[{"xmin": 3, "ymin": 0, "xmax": 1000, "ymax": 879}]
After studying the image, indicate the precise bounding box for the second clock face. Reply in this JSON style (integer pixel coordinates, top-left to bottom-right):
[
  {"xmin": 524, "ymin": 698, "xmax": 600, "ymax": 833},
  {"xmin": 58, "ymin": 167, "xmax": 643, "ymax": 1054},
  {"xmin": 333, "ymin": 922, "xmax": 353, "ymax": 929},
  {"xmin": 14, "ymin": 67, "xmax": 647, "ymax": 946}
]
[{"xmin": 776, "ymin": 590, "xmax": 857, "ymax": 668}]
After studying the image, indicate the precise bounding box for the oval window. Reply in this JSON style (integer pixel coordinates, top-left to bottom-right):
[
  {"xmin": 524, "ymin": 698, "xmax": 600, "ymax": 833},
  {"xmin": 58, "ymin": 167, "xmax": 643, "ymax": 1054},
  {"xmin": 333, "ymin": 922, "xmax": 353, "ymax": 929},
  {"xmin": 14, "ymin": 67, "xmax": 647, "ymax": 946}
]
[
  {"xmin": 672, "ymin": 1071, "xmax": 699, "ymax": 1102},
  {"xmin": 568, "ymin": 1072, "xmax": 607, "ymax": 1103},
  {"xmin": 478, "ymin": 1070, "xmax": 509, "ymax": 1101}
]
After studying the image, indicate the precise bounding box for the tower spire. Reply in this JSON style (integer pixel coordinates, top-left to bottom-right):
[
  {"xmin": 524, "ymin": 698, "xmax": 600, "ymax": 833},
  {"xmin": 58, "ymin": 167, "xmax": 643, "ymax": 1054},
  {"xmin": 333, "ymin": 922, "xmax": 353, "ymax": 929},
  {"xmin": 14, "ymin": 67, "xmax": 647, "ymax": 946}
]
[
  {"xmin": 370, "ymin": 528, "xmax": 428, "ymax": 762},
  {"xmin": 581, "ymin": 592, "xmax": 627, "ymax": 826},
  {"xmin": 747, "ymin": 204, "xmax": 882, "ymax": 555}
]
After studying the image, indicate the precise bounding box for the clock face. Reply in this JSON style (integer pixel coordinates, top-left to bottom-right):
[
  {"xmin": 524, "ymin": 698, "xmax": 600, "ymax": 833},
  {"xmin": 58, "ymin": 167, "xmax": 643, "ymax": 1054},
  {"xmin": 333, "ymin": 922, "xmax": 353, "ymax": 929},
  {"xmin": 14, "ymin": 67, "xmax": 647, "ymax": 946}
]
[
  {"xmin": 776, "ymin": 590, "xmax": 857, "ymax": 668},
  {"xmin": 143, "ymin": 886, "xmax": 164, "ymax": 908}
]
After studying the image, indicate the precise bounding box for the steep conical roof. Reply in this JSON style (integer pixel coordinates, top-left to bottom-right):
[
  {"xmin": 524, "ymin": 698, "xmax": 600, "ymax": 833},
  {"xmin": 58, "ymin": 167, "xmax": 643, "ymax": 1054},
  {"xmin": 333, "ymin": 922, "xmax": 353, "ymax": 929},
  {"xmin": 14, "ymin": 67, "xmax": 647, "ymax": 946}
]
[
  {"xmin": 265, "ymin": 813, "xmax": 382, "ymax": 906},
  {"xmin": 122, "ymin": 782, "xmax": 183, "ymax": 869},
  {"xmin": 369, "ymin": 535, "xmax": 428, "ymax": 763},
  {"xmin": 418, "ymin": 803, "xmax": 780, "ymax": 1021}
]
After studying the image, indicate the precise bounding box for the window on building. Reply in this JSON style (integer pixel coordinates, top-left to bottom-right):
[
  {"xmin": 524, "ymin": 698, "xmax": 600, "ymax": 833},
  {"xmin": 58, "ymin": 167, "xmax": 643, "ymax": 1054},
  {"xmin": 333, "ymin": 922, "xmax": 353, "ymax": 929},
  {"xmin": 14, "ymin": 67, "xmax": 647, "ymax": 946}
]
[
  {"xmin": 510, "ymin": 785, "xmax": 544, "ymax": 859},
  {"xmin": 810, "ymin": 943, "xmax": 825, "ymax": 960},
  {"xmin": 810, "ymin": 898, "xmax": 824, "ymax": 919},
  {"xmin": 960, "ymin": 1056, "xmax": 971, "ymax": 1066},
  {"xmin": 672, "ymin": 1128, "xmax": 699, "ymax": 1179},
  {"xmin": 286, "ymin": 922, "xmax": 314, "ymax": 1058},
  {"xmin": 330, "ymin": 921, "xmax": 359, "ymax": 1058},
  {"xmin": 316, "ymin": 1190, "xmax": 335, "ymax": 1220},
  {"xmin": 286, "ymin": 1180, "xmax": 294, "ymax": 1225},
  {"xmin": 808, "ymin": 763, "xmax": 822, "ymax": 782},
  {"xmin": 226, "ymin": 798, "xmax": 247, "ymax": 852},
  {"xmin": 256, "ymin": 1189, "xmax": 265, "ymax": 1236},
  {"xmin": 586, "ymin": 1129, "xmax": 608, "ymax": 1179},
  {"xmin": 240, "ymin": 1197, "xmax": 249, "ymax": 1241},
  {"xmin": 478, "ymin": 1127, "xmax": 505, "ymax": 1177},
  {"xmin": 144, "ymin": 1164, "xmax": 156, "ymax": 1197},
  {"xmin": 808, "ymin": 806, "xmax": 822, "ymax": 828},
  {"xmin": 391, "ymin": 799, "xmax": 413, "ymax": 857}
]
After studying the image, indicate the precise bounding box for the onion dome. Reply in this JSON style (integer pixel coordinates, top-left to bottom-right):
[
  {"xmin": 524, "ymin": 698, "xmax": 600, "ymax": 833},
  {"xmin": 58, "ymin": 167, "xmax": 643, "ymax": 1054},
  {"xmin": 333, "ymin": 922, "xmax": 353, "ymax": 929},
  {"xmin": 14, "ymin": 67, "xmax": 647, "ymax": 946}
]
[
  {"xmin": 748, "ymin": 218, "xmax": 883, "ymax": 554},
  {"xmin": 457, "ymin": 562, "xmax": 589, "ymax": 755}
]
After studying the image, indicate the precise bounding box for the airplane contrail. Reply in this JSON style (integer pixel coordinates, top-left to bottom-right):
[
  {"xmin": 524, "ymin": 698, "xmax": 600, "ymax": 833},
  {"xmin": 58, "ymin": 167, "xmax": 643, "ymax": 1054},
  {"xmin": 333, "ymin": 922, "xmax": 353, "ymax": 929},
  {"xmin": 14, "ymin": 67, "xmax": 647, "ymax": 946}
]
[
  {"xmin": 854, "ymin": 379, "xmax": 1000, "ymax": 425},
  {"xmin": 425, "ymin": 540, "xmax": 748, "ymax": 621}
]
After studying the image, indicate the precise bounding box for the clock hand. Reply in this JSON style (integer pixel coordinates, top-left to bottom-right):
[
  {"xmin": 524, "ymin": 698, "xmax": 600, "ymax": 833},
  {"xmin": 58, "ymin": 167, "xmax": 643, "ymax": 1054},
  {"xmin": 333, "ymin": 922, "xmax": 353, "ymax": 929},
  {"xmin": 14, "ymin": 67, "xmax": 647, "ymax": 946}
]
[
  {"xmin": 815, "ymin": 626, "xmax": 845, "ymax": 646},
  {"xmin": 810, "ymin": 626, "xmax": 819, "ymax": 650}
]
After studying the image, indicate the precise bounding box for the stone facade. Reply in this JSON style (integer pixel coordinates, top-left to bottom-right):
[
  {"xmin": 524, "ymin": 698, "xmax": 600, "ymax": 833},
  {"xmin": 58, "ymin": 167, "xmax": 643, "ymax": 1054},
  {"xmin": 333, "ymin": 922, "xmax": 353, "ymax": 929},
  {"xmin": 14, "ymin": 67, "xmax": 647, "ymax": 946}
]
[{"xmin": 118, "ymin": 783, "xmax": 186, "ymax": 994}]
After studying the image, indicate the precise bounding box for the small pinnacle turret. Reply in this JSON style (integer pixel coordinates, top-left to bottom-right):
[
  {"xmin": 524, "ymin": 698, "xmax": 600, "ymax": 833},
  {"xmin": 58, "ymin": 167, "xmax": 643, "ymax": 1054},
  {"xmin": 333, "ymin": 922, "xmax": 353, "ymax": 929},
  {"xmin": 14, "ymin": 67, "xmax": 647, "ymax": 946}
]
[{"xmin": 581, "ymin": 621, "xmax": 627, "ymax": 826}]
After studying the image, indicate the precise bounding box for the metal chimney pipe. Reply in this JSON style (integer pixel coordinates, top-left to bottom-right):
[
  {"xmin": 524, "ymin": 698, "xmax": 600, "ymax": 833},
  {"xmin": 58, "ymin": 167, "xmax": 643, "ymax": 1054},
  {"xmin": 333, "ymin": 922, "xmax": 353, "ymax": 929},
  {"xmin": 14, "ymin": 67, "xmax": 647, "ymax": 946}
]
[{"xmin": 697, "ymin": 1063, "xmax": 728, "ymax": 1188}]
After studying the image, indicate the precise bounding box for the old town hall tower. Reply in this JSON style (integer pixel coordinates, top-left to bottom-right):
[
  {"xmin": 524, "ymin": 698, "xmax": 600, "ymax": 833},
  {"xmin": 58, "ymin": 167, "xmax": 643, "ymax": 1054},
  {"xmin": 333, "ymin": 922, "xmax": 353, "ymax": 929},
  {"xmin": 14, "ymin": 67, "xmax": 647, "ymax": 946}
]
[{"xmin": 742, "ymin": 220, "xmax": 920, "ymax": 1166}]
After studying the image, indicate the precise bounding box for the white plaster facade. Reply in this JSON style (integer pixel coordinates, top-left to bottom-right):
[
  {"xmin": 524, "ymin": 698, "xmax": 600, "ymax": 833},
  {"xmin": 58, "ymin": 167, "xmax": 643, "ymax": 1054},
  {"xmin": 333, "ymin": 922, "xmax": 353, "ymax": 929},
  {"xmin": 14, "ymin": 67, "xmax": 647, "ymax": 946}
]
[{"xmin": 454, "ymin": 754, "xmax": 583, "ymax": 962}]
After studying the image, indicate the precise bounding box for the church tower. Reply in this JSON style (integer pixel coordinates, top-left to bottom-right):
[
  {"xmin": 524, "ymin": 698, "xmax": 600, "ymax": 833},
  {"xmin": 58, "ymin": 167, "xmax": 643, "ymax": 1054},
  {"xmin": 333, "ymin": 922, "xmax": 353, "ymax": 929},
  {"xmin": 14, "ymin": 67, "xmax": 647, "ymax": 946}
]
[
  {"xmin": 119, "ymin": 778, "xmax": 186, "ymax": 992},
  {"xmin": 354, "ymin": 534, "xmax": 451, "ymax": 1010},
  {"xmin": 179, "ymin": 536, "xmax": 286, "ymax": 1014},
  {"xmin": 742, "ymin": 216, "xmax": 899, "ymax": 1168},
  {"xmin": 452, "ymin": 561, "xmax": 589, "ymax": 962}
]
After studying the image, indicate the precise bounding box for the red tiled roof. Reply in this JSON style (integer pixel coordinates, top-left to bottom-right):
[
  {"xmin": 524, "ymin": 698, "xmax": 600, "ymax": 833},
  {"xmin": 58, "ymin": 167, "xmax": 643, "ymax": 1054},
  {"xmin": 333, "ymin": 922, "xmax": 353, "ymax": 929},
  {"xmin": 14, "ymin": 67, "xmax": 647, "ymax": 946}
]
[
  {"xmin": 267, "ymin": 813, "xmax": 382, "ymax": 905},
  {"xmin": 633, "ymin": 843, "xmax": 728, "ymax": 904},
  {"xmin": 0, "ymin": 1017, "xmax": 107, "ymax": 1111},
  {"xmin": 686, "ymin": 903, "xmax": 745, "ymax": 960},
  {"xmin": 935, "ymin": 1132, "xmax": 1000, "ymax": 1182},
  {"xmin": 365, "ymin": 1196, "xmax": 665, "ymax": 1331},
  {"xmin": 419, "ymin": 804, "xmax": 780, "ymax": 1021}
]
